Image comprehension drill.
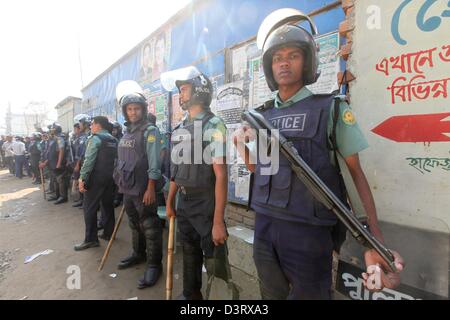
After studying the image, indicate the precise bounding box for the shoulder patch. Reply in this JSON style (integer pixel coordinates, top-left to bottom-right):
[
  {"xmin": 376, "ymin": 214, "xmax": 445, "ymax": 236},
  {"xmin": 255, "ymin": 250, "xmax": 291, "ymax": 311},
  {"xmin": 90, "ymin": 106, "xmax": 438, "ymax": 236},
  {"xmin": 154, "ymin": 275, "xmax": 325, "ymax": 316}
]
[
  {"xmin": 147, "ymin": 134, "xmax": 156, "ymax": 143},
  {"xmin": 208, "ymin": 116, "xmax": 221, "ymax": 125},
  {"xmin": 211, "ymin": 130, "xmax": 225, "ymax": 142},
  {"xmin": 342, "ymin": 108, "xmax": 356, "ymax": 125}
]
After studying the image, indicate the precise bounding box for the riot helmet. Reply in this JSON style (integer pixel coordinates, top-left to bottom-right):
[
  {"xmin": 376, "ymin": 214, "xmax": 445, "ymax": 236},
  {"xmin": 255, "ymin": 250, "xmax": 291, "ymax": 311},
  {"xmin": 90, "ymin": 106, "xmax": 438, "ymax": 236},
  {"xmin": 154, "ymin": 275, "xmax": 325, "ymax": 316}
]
[
  {"xmin": 257, "ymin": 8, "xmax": 320, "ymax": 91},
  {"xmin": 161, "ymin": 66, "xmax": 213, "ymax": 110}
]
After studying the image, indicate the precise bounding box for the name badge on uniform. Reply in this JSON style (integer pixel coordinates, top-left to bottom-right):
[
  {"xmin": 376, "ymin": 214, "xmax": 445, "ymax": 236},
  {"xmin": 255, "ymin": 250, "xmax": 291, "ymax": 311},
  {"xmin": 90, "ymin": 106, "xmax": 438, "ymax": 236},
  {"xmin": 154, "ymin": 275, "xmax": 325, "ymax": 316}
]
[
  {"xmin": 119, "ymin": 139, "xmax": 135, "ymax": 148},
  {"xmin": 270, "ymin": 114, "xmax": 307, "ymax": 132}
]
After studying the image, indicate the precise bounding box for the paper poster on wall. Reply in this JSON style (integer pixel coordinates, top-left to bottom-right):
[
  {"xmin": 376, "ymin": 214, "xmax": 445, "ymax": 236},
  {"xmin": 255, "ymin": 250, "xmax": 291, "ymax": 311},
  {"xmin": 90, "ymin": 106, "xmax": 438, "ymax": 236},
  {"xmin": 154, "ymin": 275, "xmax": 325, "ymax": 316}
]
[
  {"xmin": 215, "ymin": 81, "xmax": 251, "ymax": 204},
  {"xmin": 139, "ymin": 27, "xmax": 172, "ymax": 85},
  {"xmin": 143, "ymin": 89, "xmax": 168, "ymax": 129},
  {"xmin": 155, "ymin": 95, "xmax": 167, "ymax": 124},
  {"xmin": 231, "ymin": 42, "xmax": 259, "ymax": 82},
  {"xmin": 249, "ymin": 57, "xmax": 276, "ymax": 109},
  {"xmin": 208, "ymin": 74, "xmax": 225, "ymax": 114},
  {"xmin": 307, "ymin": 31, "xmax": 340, "ymax": 94},
  {"xmin": 143, "ymin": 88, "xmax": 155, "ymax": 115},
  {"xmin": 215, "ymin": 81, "xmax": 245, "ymax": 129},
  {"xmin": 229, "ymin": 162, "xmax": 251, "ymax": 200}
]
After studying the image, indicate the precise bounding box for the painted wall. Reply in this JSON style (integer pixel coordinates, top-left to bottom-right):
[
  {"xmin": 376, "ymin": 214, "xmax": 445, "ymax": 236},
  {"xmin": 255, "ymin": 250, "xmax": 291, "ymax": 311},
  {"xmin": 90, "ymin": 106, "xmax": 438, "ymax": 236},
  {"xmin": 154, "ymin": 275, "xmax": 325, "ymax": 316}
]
[
  {"xmin": 80, "ymin": 0, "xmax": 345, "ymax": 204},
  {"xmin": 81, "ymin": 0, "xmax": 344, "ymax": 121},
  {"xmin": 349, "ymin": 0, "xmax": 450, "ymax": 232}
]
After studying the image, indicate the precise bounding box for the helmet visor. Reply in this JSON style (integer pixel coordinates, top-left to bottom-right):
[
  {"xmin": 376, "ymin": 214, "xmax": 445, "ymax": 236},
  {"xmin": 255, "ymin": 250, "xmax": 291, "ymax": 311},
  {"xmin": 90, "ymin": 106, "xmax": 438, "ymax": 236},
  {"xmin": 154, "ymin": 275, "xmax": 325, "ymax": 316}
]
[
  {"xmin": 116, "ymin": 80, "xmax": 144, "ymax": 102},
  {"xmin": 257, "ymin": 8, "xmax": 318, "ymax": 50},
  {"xmin": 74, "ymin": 113, "xmax": 90, "ymax": 123},
  {"xmin": 161, "ymin": 66, "xmax": 202, "ymax": 92}
]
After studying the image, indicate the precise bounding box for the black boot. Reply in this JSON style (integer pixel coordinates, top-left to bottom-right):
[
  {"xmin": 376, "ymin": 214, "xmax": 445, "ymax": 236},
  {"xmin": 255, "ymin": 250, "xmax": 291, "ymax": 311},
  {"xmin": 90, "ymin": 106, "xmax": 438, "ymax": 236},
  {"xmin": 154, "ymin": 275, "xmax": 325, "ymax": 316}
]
[
  {"xmin": 72, "ymin": 200, "xmax": 83, "ymax": 207},
  {"xmin": 137, "ymin": 265, "xmax": 162, "ymax": 289},
  {"xmin": 54, "ymin": 197, "xmax": 68, "ymax": 205},
  {"xmin": 181, "ymin": 241, "xmax": 204, "ymax": 300},
  {"xmin": 117, "ymin": 254, "xmax": 146, "ymax": 270},
  {"xmin": 176, "ymin": 291, "xmax": 203, "ymax": 300},
  {"xmin": 99, "ymin": 233, "xmax": 111, "ymax": 241},
  {"xmin": 118, "ymin": 226, "xmax": 146, "ymax": 269},
  {"xmin": 74, "ymin": 241, "xmax": 100, "ymax": 251}
]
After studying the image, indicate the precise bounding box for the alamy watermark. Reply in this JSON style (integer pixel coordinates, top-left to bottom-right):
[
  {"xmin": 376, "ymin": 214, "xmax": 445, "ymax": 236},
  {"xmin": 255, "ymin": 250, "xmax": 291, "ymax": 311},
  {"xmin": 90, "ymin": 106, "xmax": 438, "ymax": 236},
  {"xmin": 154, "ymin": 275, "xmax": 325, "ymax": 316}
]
[{"xmin": 170, "ymin": 123, "xmax": 280, "ymax": 176}]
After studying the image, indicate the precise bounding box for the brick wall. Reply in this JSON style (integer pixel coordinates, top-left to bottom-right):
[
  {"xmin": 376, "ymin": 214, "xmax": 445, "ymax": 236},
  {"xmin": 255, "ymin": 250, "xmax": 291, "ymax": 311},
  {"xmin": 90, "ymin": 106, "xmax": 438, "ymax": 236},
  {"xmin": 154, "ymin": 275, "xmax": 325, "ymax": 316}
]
[
  {"xmin": 338, "ymin": 0, "xmax": 357, "ymax": 95},
  {"xmin": 225, "ymin": 203, "xmax": 255, "ymax": 230}
]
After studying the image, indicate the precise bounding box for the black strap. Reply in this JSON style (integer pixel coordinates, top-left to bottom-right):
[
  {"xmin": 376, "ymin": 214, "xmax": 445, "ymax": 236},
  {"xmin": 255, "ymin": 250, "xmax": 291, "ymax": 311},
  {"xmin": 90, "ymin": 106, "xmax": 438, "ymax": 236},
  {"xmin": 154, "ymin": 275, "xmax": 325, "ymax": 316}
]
[
  {"xmin": 247, "ymin": 100, "xmax": 274, "ymax": 211},
  {"xmin": 329, "ymin": 71, "xmax": 353, "ymax": 252},
  {"xmin": 246, "ymin": 171, "xmax": 254, "ymax": 212},
  {"xmin": 255, "ymin": 99, "xmax": 275, "ymax": 112},
  {"xmin": 330, "ymin": 70, "xmax": 348, "ymax": 194}
]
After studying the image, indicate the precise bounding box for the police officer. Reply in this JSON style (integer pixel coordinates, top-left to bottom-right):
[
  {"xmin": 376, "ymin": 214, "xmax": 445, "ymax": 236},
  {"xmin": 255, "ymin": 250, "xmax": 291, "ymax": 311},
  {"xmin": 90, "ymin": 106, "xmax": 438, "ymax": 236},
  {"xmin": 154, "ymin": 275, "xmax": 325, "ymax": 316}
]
[
  {"xmin": 0, "ymin": 135, "xmax": 5, "ymax": 168},
  {"xmin": 69, "ymin": 123, "xmax": 82, "ymax": 204},
  {"xmin": 233, "ymin": 10, "xmax": 404, "ymax": 300},
  {"xmin": 147, "ymin": 113, "xmax": 168, "ymax": 212},
  {"xmin": 72, "ymin": 114, "xmax": 92, "ymax": 208},
  {"xmin": 111, "ymin": 121, "xmax": 123, "ymax": 140},
  {"xmin": 74, "ymin": 116, "xmax": 118, "ymax": 250},
  {"xmin": 24, "ymin": 136, "xmax": 33, "ymax": 178},
  {"xmin": 114, "ymin": 82, "xmax": 163, "ymax": 289},
  {"xmin": 39, "ymin": 130, "xmax": 53, "ymax": 193},
  {"xmin": 41, "ymin": 123, "xmax": 68, "ymax": 205},
  {"xmin": 162, "ymin": 66, "xmax": 230, "ymax": 300},
  {"xmin": 2, "ymin": 135, "xmax": 15, "ymax": 175},
  {"xmin": 111, "ymin": 121, "xmax": 124, "ymax": 208},
  {"xmin": 29, "ymin": 132, "xmax": 42, "ymax": 185}
]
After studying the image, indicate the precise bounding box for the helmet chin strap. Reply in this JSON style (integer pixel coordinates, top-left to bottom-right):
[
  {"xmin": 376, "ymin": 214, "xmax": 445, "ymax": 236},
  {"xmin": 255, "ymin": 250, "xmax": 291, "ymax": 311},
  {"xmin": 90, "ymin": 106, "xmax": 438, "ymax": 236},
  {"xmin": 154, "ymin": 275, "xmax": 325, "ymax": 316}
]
[{"xmin": 180, "ymin": 97, "xmax": 193, "ymax": 111}]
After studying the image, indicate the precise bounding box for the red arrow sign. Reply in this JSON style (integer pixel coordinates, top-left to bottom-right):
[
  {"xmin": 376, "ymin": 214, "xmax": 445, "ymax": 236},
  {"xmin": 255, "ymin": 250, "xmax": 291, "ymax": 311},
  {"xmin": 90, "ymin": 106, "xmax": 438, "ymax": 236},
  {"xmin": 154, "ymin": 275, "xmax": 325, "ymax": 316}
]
[{"xmin": 372, "ymin": 112, "xmax": 450, "ymax": 142}]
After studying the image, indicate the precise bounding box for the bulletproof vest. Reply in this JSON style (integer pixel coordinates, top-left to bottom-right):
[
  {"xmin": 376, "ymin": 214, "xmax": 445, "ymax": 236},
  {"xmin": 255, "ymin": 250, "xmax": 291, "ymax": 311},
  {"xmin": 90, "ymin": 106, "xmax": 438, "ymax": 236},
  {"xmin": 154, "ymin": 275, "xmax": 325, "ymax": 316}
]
[
  {"xmin": 29, "ymin": 141, "xmax": 41, "ymax": 157},
  {"xmin": 89, "ymin": 134, "xmax": 118, "ymax": 185},
  {"xmin": 47, "ymin": 138, "xmax": 59, "ymax": 170},
  {"xmin": 171, "ymin": 112, "xmax": 216, "ymax": 188},
  {"xmin": 161, "ymin": 133, "xmax": 171, "ymax": 180},
  {"xmin": 61, "ymin": 134, "xmax": 73, "ymax": 165},
  {"xmin": 250, "ymin": 94, "xmax": 345, "ymax": 226},
  {"xmin": 40, "ymin": 141, "xmax": 48, "ymax": 159},
  {"xmin": 72, "ymin": 136, "xmax": 80, "ymax": 159},
  {"xmin": 78, "ymin": 133, "xmax": 89, "ymax": 161},
  {"xmin": 114, "ymin": 122, "xmax": 150, "ymax": 196}
]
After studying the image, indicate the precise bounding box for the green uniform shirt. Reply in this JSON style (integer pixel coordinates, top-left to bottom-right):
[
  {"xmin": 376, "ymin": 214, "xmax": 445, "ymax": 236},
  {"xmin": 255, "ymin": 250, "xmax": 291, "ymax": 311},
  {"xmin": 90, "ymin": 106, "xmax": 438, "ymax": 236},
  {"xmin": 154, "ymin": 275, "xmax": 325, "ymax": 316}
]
[
  {"xmin": 274, "ymin": 87, "xmax": 369, "ymax": 158},
  {"xmin": 80, "ymin": 129, "xmax": 114, "ymax": 181},
  {"xmin": 143, "ymin": 125, "xmax": 162, "ymax": 180},
  {"xmin": 159, "ymin": 129, "xmax": 169, "ymax": 151},
  {"xmin": 187, "ymin": 111, "xmax": 227, "ymax": 159}
]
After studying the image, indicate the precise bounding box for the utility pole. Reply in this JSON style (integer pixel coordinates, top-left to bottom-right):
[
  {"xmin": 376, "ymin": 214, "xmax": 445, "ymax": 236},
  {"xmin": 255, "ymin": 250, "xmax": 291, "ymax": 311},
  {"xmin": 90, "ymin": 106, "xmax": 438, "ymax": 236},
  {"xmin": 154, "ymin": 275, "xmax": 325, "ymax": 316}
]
[{"xmin": 78, "ymin": 34, "xmax": 84, "ymax": 89}]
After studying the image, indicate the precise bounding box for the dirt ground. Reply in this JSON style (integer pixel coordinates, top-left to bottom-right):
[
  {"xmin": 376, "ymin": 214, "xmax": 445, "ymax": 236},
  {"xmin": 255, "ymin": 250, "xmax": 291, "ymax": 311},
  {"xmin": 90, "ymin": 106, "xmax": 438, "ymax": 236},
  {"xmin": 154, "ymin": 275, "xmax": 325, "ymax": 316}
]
[
  {"xmin": 0, "ymin": 169, "xmax": 185, "ymax": 300},
  {"xmin": 0, "ymin": 169, "xmax": 258, "ymax": 300}
]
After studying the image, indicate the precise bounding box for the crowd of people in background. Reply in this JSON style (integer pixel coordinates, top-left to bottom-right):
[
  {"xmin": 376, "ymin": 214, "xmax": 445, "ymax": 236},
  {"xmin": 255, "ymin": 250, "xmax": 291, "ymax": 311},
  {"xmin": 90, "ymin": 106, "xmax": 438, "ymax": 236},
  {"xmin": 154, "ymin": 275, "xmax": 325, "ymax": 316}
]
[
  {"xmin": 0, "ymin": 119, "xmax": 125, "ymax": 204},
  {"xmin": 1, "ymin": 134, "xmax": 40, "ymax": 181}
]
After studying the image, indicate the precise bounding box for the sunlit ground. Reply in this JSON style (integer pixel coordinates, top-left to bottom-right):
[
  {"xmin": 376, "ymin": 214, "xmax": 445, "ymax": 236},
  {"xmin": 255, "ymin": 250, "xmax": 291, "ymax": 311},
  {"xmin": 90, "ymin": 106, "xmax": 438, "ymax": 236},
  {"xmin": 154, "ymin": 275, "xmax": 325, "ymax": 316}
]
[{"xmin": 0, "ymin": 170, "xmax": 40, "ymax": 219}]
